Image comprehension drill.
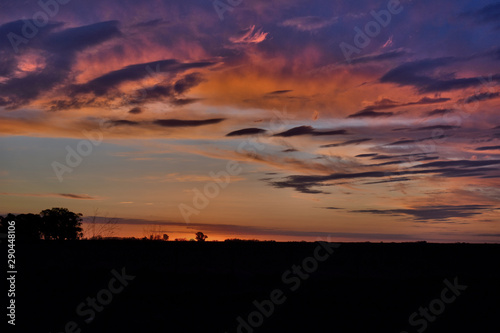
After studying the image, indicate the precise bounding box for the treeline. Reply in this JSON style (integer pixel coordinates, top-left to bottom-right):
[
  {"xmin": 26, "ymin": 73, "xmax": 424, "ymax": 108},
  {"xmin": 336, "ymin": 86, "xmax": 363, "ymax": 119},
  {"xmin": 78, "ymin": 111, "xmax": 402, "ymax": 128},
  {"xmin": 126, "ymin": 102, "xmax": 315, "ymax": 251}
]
[
  {"xmin": 0, "ymin": 209, "xmax": 280, "ymax": 243},
  {"xmin": 0, "ymin": 208, "xmax": 82, "ymax": 241},
  {"xmin": 224, "ymin": 238, "xmax": 276, "ymax": 242}
]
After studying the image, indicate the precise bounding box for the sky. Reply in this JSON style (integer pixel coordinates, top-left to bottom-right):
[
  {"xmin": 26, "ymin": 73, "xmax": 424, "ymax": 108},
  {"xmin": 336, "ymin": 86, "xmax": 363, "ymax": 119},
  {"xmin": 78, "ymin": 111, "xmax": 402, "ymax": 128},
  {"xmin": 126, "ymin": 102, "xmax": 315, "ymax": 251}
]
[{"xmin": 0, "ymin": 0, "xmax": 499, "ymax": 242}]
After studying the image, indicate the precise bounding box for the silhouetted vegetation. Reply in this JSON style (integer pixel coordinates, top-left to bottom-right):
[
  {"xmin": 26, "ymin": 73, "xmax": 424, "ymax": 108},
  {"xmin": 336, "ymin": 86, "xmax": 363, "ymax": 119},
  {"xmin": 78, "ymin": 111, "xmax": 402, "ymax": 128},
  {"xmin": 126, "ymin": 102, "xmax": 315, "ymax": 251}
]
[
  {"xmin": 40, "ymin": 208, "xmax": 83, "ymax": 240},
  {"xmin": 0, "ymin": 213, "xmax": 41, "ymax": 241},
  {"xmin": 143, "ymin": 224, "xmax": 165, "ymax": 241},
  {"xmin": 14, "ymin": 241, "xmax": 500, "ymax": 332},
  {"xmin": 86, "ymin": 209, "xmax": 118, "ymax": 239},
  {"xmin": 1, "ymin": 207, "xmax": 82, "ymax": 241},
  {"xmin": 195, "ymin": 231, "xmax": 208, "ymax": 242}
]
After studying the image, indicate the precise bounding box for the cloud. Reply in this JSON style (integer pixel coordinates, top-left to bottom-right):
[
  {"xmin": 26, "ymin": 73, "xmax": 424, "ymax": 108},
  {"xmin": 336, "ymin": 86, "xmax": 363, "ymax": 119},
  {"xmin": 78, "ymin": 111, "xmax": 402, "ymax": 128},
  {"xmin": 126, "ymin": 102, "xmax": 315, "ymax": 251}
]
[
  {"xmin": 0, "ymin": 21, "xmax": 122, "ymax": 108},
  {"xmin": 72, "ymin": 59, "xmax": 213, "ymax": 96},
  {"xmin": 229, "ymin": 25, "xmax": 268, "ymax": 44},
  {"xmin": 475, "ymin": 145, "xmax": 500, "ymax": 151},
  {"xmin": 169, "ymin": 98, "xmax": 201, "ymax": 106},
  {"xmin": 355, "ymin": 153, "xmax": 378, "ymax": 158},
  {"xmin": 412, "ymin": 159, "xmax": 500, "ymax": 169},
  {"xmin": 347, "ymin": 110, "xmax": 394, "ymax": 118},
  {"xmin": 145, "ymin": 173, "xmax": 245, "ymax": 183},
  {"xmin": 107, "ymin": 120, "xmax": 140, "ymax": 126},
  {"xmin": 89, "ymin": 117, "xmax": 229, "ymax": 132},
  {"xmin": 0, "ymin": 192, "xmax": 98, "ymax": 200},
  {"xmin": 274, "ymin": 126, "xmax": 314, "ymax": 137},
  {"xmin": 386, "ymin": 136, "xmax": 446, "ymax": 146},
  {"xmin": 153, "ymin": 118, "xmax": 225, "ymax": 127},
  {"xmin": 173, "ymin": 72, "xmax": 204, "ymax": 94},
  {"xmin": 426, "ymin": 108, "xmax": 454, "ymax": 116},
  {"xmin": 371, "ymin": 152, "xmax": 429, "ymax": 160},
  {"xmin": 460, "ymin": 2, "xmax": 500, "ymax": 25},
  {"xmin": 411, "ymin": 125, "xmax": 460, "ymax": 131},
  {"xmin": 462, "ymin": 92, "xmax": 500, "ymax": 104},
  {"xmin": 351, "ymin": 205, "xmax": 494, "ymax": 222},
  {"xmin": 270, "ymin": 171, "xmax": 396, "ymax": 194},
  {"xmin": 129, "ymin": 107, "xmax": 143, "ymax": 114},
  {"xmin": 408, "ymin": 97, "xmax": 451, "ymax": 105},
  {"xmin": 320, "ymin": 138, "xmax": 372, "ymax": 148},
  {"xmin": 380, "ymin": 57, "xmax": 500, "ymax": 93},
  {"xmin": 132, "ymin": 19, "xmax": 166, "ymax": 29},
  {"xmin": 0, "ymin": 19, "xmax": 62, "ymax": 51},
  {"xmin": 273, "ymin": 126, "xmax": 347, "ymax": 137},
  {"xmin": 382, "ymin": 35, "xmax": 393, "ymax": 48},
  {"xmin": 473, "ymin": 233, "xmax": 500, "ymax": 237},
  {"xmin": 348, "ymin": 96, "xmax": 450, "ymax": 118},
  {"xmin": 416, "ymin": 156, "xmax": 440, "ymax": 162},
  {"xmin": 362, "ymin": 177, "xmax": 412, "ymax": 185},
  {"xmin": 380, "ymin": 57, "xmax": 455, "ymax": 89},
  {"xmin": 369, "ymin": 154, "xmax": 438, "ymax": 163},
  {"xmin": 281, "ymin": 16, "xmax": 337, "ymax": 31},
  {"xmin": 267, "ymin": 158, "xmax": 500, "ymax": 194},
  {"xmin": 44, "ymin": 20, "xmax": 122, "ymax": 53},
  {"xmin": 366, "ymin": 160, "xmax": 405, "ymax": 167},
  {"xmin": 359, "ymin": 98, "xmax": 400, "ymax": 111},
  {"xmin": 128, "ymin": 84, "xmax": 174, "ymax": 103},
  {"xmin": 226, "ymin": 128, "xmax": 267, "ymax": 136},
  {"xmin": 267, "ymin": 90, "xmax": 293, "ymax": 95},
  {"xmin": 350, "ymin": 50, "xmax": 407, "ymax": 65},
  {"xmin": 47, "ymin": 97, "xmax": 100, "ymax": 112},
  {"xmin": 422, "ymin": 75, "xmax": 500, "ymax": 93},
  {"xmin": 59, "ymin": 193, "xmax": 97, "ymax": 200}
]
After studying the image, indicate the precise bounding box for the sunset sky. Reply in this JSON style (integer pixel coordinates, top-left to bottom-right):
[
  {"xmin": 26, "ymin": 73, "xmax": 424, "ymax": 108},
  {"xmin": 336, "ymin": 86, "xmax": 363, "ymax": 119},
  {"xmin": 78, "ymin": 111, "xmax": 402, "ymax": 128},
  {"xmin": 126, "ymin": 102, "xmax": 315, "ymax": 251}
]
[{"xmin": 1, "ymin": 0, "xmax": 499, "ymax": 242}]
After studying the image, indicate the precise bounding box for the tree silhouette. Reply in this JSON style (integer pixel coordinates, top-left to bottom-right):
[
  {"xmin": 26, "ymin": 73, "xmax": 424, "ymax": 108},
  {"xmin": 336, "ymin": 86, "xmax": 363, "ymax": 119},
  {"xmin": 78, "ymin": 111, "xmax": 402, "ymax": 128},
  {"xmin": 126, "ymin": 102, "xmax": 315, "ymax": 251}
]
[
  {"xmin": 163, "ymin": 234, "xmax": 169, "ymax": 241},
  {"xmin": 40, "ymin": 208, "xmax": 83, "ymax": 240},
  {"xmin": 0, "ymin": 213, "xmax": 42, "ymax": 242},
  {"xmin": 195, "ymin": 232, "xmax": 207, "ymax": 242}
]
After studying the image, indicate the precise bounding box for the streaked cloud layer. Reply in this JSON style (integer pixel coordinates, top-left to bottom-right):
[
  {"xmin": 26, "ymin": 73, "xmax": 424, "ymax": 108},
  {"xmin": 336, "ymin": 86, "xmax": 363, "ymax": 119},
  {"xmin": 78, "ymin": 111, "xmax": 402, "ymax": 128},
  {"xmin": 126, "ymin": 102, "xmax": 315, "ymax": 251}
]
[{"xmin": 0, "ymin": 0, "xmax": 499, "ymax": 242}]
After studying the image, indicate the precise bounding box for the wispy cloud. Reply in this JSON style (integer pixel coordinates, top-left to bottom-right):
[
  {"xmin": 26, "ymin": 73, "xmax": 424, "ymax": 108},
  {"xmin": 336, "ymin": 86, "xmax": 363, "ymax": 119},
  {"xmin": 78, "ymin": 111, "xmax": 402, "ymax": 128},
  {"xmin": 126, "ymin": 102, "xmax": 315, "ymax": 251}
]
[
  {"xmin": 229, "ymin": 25, "xmax": 268, "ymax": 44},
  {"xmin": 351, "ymin": 205, "xmax": 495, "ymax": 222},
  {"xmin": 281, "ymin": 16, "xmax": 337, "ymax": 31},
  {"xmin": 274, "ymin": 126, "xmax": 348, "ymax": 137},
  {"xmin": 226, "ymin": 128, "xmax": 267, "ymax": 136},
  {"xmin": 0, "ymin": 193, "xmax": 99, "ymax": 200}
]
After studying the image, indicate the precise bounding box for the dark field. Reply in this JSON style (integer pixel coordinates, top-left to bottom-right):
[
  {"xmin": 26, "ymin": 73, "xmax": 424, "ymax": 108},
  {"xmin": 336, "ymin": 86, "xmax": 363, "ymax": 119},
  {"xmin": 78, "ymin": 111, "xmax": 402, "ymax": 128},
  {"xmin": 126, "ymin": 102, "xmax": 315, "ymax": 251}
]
[{"xmin": 10, "ymin": 241, "xmax": 500, "ymax": 332}]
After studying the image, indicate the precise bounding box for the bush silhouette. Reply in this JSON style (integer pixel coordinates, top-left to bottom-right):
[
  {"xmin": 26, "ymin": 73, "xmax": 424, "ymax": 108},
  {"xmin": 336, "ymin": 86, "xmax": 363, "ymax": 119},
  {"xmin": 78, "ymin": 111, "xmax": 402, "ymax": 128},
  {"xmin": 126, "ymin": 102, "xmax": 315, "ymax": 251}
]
[
  {"xmin": 40, "ymin": 208, "xmax": 83, "ymax": 240},
  {"xmin": 0, "ymin": 213, "xmax": 42, "ymax": 241},
  {"xmin": 195, "ymin": 232, "xmax": 207, "ymax": 242}
]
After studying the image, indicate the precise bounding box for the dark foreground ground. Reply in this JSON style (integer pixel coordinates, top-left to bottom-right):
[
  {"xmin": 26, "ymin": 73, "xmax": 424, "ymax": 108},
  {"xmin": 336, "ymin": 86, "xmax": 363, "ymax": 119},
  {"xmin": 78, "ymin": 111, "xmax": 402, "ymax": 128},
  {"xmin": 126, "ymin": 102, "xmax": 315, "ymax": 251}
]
[{"xmin": 7, "ymin": 240, "xmax": 500, "ymax": 332}]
